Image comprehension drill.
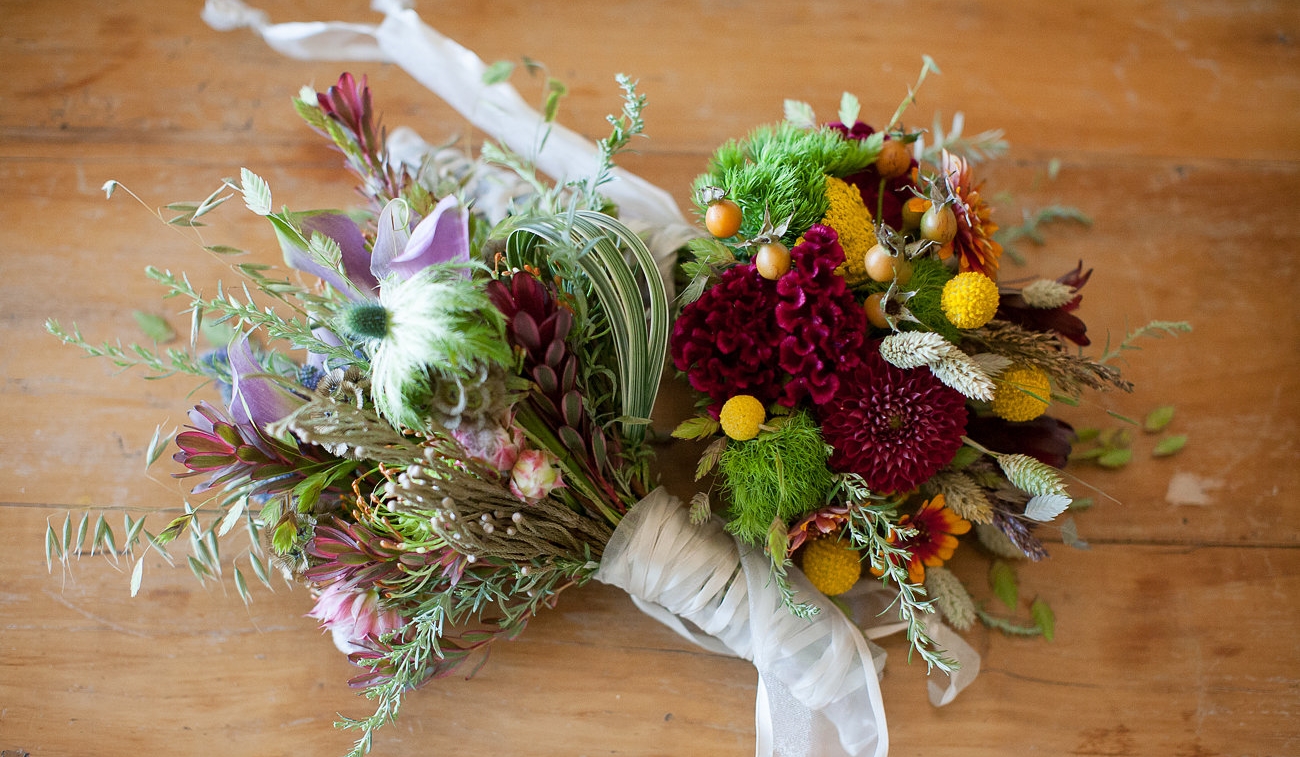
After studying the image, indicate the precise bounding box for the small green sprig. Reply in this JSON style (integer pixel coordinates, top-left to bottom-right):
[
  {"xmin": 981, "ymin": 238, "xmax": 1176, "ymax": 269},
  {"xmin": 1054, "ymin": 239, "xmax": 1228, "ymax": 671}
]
[
  {"xmin": 838, "ymin": 474, "xmax": 956, "ymax": 674},
  {"xmin": 45, "ymin": 319, "xmax": 206, "ymax": 379}
]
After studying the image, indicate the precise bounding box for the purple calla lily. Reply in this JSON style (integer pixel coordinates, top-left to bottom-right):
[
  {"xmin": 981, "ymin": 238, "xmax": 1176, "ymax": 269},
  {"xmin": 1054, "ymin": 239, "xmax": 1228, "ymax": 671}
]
[
  {"xmin": 228, "ymin": 333, "xmax": 307, "ymax": 430},
  {"xmin": 371, "ymin": 195, "xmax": 470, "ymax": 282},
  {"xmin": 277, "ymin": 211, "xmax": 379, "ymax": 300}
]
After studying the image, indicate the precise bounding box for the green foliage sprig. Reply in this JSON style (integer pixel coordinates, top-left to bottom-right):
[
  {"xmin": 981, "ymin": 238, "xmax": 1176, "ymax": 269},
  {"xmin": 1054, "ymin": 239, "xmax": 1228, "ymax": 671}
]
[{"xmin": 838, "ymin": 474, "xmax": 956, "ymax": 674}]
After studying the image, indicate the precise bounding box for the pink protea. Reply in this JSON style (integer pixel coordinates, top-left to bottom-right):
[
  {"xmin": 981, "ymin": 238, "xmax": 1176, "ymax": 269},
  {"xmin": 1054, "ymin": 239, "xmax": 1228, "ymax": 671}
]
[
  {"xmin": 308, "ymin": 581, "xmax": 406, "ymax": 653},
  {"xmin": 509, "ymin": 448, "xmax": 566, "ymax": 502},
  {"xmin": 452, "ymin": 421, "xmax": 523, "ymax": 474}
]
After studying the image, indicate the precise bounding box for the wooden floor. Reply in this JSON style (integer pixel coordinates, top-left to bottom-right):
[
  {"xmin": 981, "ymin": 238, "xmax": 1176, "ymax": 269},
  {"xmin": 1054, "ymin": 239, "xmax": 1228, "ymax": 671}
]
[{"xmin": 2, "ymin": 1, "xmax": 1297, "ymax": 755}]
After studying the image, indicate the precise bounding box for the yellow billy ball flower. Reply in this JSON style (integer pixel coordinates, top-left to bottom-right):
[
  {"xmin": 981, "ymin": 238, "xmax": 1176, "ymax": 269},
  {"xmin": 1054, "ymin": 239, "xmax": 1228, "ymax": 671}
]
[
  {"xmin": 719, "ymin": 394, "xmax": 766, "ymax": 441},
  {"xmin": 991, "ymin": 363, "xmax": 1052, "ymax": 421},
  {"xmin": 819, "ymin": 176, "xmax": 877, "ymax": 285},
  {"xmin": 801, "ymin": 535, "xmax": 862, "ymax": 596},
  {"xmin": 941, "ymin": 271, "xmax": 1000, "ymax": 329}
]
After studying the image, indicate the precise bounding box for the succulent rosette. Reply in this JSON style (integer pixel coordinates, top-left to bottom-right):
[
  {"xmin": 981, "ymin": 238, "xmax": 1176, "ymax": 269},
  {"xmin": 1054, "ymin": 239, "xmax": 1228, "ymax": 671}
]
[{"xmin": 672, "ymin": 77, "xmax": 1154, "ymax": 674}]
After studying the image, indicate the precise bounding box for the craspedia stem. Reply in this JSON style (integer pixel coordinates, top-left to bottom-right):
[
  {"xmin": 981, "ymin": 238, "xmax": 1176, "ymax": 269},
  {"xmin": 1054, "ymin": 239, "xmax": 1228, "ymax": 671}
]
[{"xmin": 340, "ymin": 302, "xmax": 390, "ymax": 340}]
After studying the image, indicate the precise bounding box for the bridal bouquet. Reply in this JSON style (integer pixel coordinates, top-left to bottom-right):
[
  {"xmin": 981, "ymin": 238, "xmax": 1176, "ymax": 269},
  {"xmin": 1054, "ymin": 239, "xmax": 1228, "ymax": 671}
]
[
  {"xmin": 46, "ymin": 3, "xmax": 1188, "ymax": 756},
  {"xmin": 49, "ymin": 67, "xmax": 679, "ymax": 753}
]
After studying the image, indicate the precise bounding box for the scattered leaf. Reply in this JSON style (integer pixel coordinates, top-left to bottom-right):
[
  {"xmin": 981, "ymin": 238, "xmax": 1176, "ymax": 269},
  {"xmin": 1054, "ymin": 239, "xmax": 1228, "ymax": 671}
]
[
  {"xmin": 1060, "ymin": 517, "xmax": 1090, "ymax": 550},
  {"xmin": 1096, "ymin": 448, "xmax": 1133, "ymax": 469},
  {"xmin": 989, "ymin": 561, "xmax": 1018, "ymax": 610},
  {"xmin": 1030, "ymin": 598, "xmax": 1055, "ymax": 641},
  {"xmin": 1144, "ymin": 405, "xmax": 1176, "ymax": 432},
  {"xmin": 1153, "ymin": 434, "xmax": 1188, "ymax": 457}
]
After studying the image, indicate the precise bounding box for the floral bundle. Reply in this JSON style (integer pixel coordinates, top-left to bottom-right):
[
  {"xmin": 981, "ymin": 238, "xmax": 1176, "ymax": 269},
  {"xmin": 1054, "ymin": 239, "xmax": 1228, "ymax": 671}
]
[
  {"xmin": 48, "ymin": 4, "xmax": 1191, "ymax": 755},
  {"xmin": 669, "ymin": 66, "xmax": 1157, "ymax": 669},
  {"xmin": 49, "ymin": 71, "xmax": 673, "ymax": 753}
]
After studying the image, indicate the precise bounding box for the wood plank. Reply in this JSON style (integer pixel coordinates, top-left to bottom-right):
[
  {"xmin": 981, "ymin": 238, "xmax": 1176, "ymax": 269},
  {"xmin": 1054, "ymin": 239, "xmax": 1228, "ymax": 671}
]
[
  {"xmin": 3, "ymin": 504, "xmax": 1296, "ymax": 756},
  {"xmin": 1, "ymin": 1, "xmax": 1297, "ymax": 756}
]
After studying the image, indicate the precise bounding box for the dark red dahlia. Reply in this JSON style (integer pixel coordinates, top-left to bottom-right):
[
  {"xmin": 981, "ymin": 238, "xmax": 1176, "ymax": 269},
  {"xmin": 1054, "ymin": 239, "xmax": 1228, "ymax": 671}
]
[{"xmin": 818, "ymin": 342, "xmax": 968, "ymax": 494}]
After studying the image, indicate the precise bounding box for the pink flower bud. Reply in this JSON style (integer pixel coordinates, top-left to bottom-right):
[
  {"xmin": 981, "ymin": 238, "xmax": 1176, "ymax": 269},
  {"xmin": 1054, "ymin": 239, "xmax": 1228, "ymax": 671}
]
[
  {"xmin": 308, "ymin": 582, "xmax": 404, "ymax": 654},
  {"xmin": 452, "ymin": 423, "xmax": 522, "ymax": 473},
  {"xmin": 509, "ymin": 448, "xmax": 565, "ymax": 502}
]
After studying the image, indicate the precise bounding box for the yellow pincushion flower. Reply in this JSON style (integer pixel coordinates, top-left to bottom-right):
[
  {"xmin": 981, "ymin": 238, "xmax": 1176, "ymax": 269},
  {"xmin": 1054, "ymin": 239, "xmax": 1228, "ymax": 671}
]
[
  {"xmin": 719, "ymin": 394, "xmax": 766, "ymax": 441},
  {"xmin": 819, "ymin": 176, "xmax": 877, "ymax": 285},
  {"xmin": 801, "ymin": 535, "xmax": 862, "ymax": 596},
  {"xmin": 991, "ymin": 363, "xmax": 1052, "ymax": 421},
  {"xmin": 941, "ymin": 271, "xmax": 1000, "ymax": 329}
]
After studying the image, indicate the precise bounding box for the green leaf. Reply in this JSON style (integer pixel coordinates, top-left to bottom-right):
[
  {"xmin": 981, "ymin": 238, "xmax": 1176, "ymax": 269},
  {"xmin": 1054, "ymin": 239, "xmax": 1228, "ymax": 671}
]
[
  {"xmin": 130, "ymin": 558, "xmax": 145, "ymax": 597},
  {"xmin": 1068, "ymin": 497, "xmax": 1095, "ymax": 512},
  {"xmin": 204, "ymin": 244, "xmax": 246, "ymax": 256},
  {"xmin": 783, "ymin": 99, "xmax": 816, "ymax": 130},
  {"xmin": 1031, "ymin": 598, "xmax": 1055, "ymax": 641},
  {"xmin": 949, "ymin": 445, "xmax": 981, "ymax": 470},
  {"xmin": 145, "ymin": 425, "xmax": 176, "ymax": 468},
  {"xmin": 482, "ymin": 59, "xmax": 515, "ymax": 85},
  {"xmin": 1096, "ymin": 447, "xmax": 1133, "ymax": 469},
  {"xmin": 672, "ymin": 415, "xmax": 720, "ymax": 441},
  {"xmin": 234, "ymin": 567, "xmax": 252, "ymax": 606},
  {"xmin": 989, "ymin": 561, "xmax": 1018, "ymax": 610},
  {"xmin": 695, "ymin": 437, "xmax": 727, "ymax": 481},
  {"xmin": 133, "ymin": 311, "xmax": 176, "ymax": 343},
  {"xmin": 272, "ymin": 520, "xmax": 298, "ymax": 555},
  {"xmin": 1153, "ymin": 434, "xmax": 1188, "ymax": 457},
  {"xmin": 837, "ymin": 92, "xmax": 861, "ymax": 128},
  {"xmin": 187, "ymin": 554, "xmax": 211, "ymax": 583},
  {"xmin": 239, "ymin": 168, "xmax": 272, "ymax": 216},
  {"xmin": 45, "ymin": 523, "xmax": 61, "ymax": 571},
  {"xmin": 1144, "ymin": 405, "xmax": 1176, "ymax": 432},
  {"xmin": 218, "ymin": 498, "xmax": 247, "ymax": 538},
  {"xmin": 294, "ymin": 471, "xmax": 329, "ymax": 513},
  {"xmin": 157, "ymin": 513, "xmax": 192, "ymax": 544},
  {"xmin": 1074, "ymin": 427, "xmax": 1100, "ymax": 443}
]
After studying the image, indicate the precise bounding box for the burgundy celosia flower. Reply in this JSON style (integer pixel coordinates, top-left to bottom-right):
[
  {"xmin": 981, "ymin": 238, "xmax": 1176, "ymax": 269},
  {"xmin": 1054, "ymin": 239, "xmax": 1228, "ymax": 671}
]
[
  {"xmin": 671, "ymin": 264, "xmax": 784, "ymax": 413},
  {"xmin": 671, "ymin": 225, "xmax": 865, "ymax": 414},
  {"xmin": 818, "ymin": 342, "xmax": 968, "ymax": 493},
  {"xmin": 773, "ymin": 225, "xmax": 866, "ymax": 406},
  {"xmin": 828, "ymin": 122, "xmax": 918, "ymax": 230}
]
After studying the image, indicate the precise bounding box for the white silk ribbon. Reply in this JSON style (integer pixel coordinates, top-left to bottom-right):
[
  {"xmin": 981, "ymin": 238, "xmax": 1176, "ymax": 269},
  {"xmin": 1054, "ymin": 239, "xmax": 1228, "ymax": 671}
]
[
  {"xmin": 201, "ymin": 0, "xmax": 699, "ymax": 295},
  {"xmin": 596, "ymin": 489, "xmax": 889, "ymax": 757}
]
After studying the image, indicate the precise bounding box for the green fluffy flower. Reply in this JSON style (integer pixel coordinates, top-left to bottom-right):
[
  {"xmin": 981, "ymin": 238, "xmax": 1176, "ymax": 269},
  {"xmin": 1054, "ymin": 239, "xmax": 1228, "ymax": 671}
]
[
  {"xmin": 340, "ymin": 266, "xmax": 511, "ymax": 434},
  {"xmin": 718, "ymin": 410, "xmax": 834, "ymax": 545}
]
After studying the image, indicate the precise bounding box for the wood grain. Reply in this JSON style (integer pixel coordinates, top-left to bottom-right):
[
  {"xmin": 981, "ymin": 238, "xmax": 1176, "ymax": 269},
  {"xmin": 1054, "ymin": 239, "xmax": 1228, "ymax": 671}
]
[{"xmin": 1, "ymin": 1, "xmax": 1296, "ymax": 755}]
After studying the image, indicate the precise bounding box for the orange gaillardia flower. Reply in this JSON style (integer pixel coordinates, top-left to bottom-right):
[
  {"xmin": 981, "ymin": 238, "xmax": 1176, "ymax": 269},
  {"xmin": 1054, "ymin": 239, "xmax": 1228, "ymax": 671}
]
[{"xmin": 887, "ymin": 494, "xmax": 972, "ymax": 585}]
